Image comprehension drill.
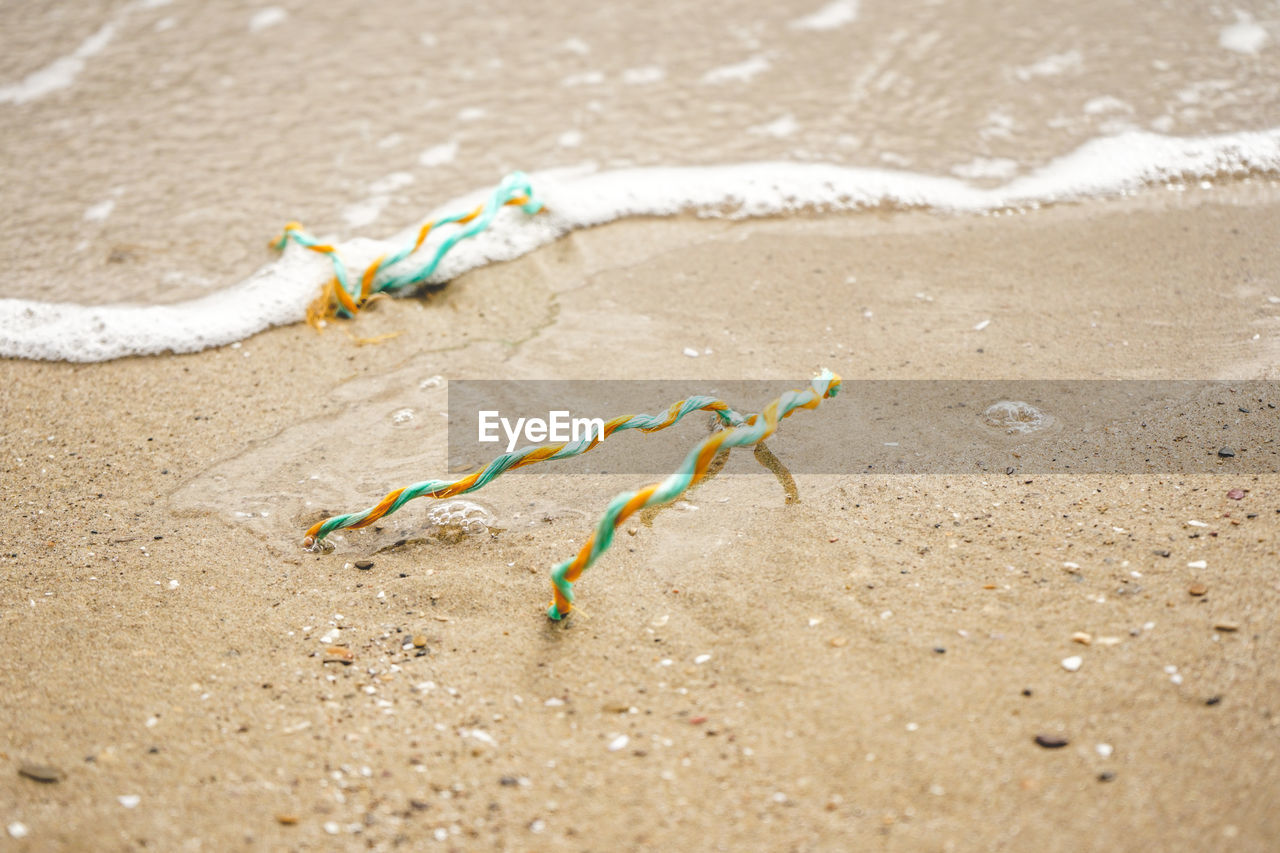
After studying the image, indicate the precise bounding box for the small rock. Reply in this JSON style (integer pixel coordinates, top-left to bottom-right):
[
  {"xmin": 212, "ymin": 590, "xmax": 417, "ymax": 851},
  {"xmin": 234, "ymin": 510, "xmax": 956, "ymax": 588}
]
[
  {"xmin": 18, "ymin": 763, "xmax": 63, "ymax": 783},
  {"xmin": 1071, "ymin": 632, "xmax": 1092, "ymax": 645},
  {"xmin": 118, "ymin": 795, "xmax": 140, "ymax": 809},
  {"xmin": 1097, "ymin": 771, "xmax": 1116, "ymax": 782},
  {"xmin": 412, "ymin": 634, "xmax": 427, "ymax": 648},
  {"xmin": 601, "ymin": 701, "xmax": 630, "ymax": 713},
  {"xmin": 1061, "ymin": 655, "xmax": 1083, "ymax": 672},
  {"xmin": 1205, "ymin": 695, "xmax": 1222, "ymax": 706},
  {"xmin": 829, "ymin": 637, "xmax": 848, "ymax": 648},
  {"xmin": 1217, "ymin": 447, "xmax": 1235, "ymax": 458},
  {"xmin": 1153, "ymin": 550, "xmax": 1170, "ymax": 558},
  {"xmin": 499, "ymin": 776, "xmax": 519, "ymax": 786},
  {"xmin": 324, "ymin": 646, "xmax": 354, "ymax": 664},
  {"xmin": 607, "ymin": 734, "xmax": 629, "ymax": 752},
  {"xmin": 354, "ymin": 560, "xmax": 374, "ymax": 570},
  {"xmin": 275, "ymin": 814, "xmax": 299, "ymax": 825},
  {"xmin": 1213, "ymin": 622, "xmax": 1240, "ymax": 632},
  {"xmin": 8, "ymin": 822, "xmax": 29, "ymax": 839},
  {"xmin": 1188, "ymin": 583, "xmax": 1208, "ymax": 596},
  {"xmin": 1095, "ymin": 743, "xmax": 1113, "ymax": 758},
  {"xmin": 1034, "ymin": 734, "xmax": 1069, "ymax": 749},
  {"xmin": 933, "ymin": 646, "xmax": 946, "ymax": 654},
  {"xmin": 1226, "ymin": 489, "xmax": 1246, "ymax": 500}
]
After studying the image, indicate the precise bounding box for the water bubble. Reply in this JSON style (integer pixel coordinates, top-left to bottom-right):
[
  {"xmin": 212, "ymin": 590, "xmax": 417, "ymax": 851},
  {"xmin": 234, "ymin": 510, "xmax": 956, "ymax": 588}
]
[
  {"xmin": 425, "ymin": 500, "xmax": 496, "ymax": 539},
  {"xmin": 982, "ymin": 400, "xmax": 1052, "ymax": 435}
]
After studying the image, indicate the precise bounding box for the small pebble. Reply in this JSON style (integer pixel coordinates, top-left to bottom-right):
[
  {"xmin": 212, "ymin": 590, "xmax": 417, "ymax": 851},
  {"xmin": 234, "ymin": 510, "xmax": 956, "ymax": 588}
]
[
  {"xmin": 1061, "ymin": 655, "xmax": 1083, "ymax": 672},
  {"xmin": 1097, "ymin": 771, "xmax": 1116, "ymax": 782},
  {"xmin": 1226, "ymin": 489, "xmax": 1246, "ymax": 500},
  {"xmin": 275, "ymin": 814, "xmax": 299, "ymax": 825},
  {"xmin": 1213, "ymin": 622, "xmax": 1239, "ymax": 632},
  {"xmin": 324, "ymin": 646, "xmax": 354, "ymax": 664},
  {"xmin": 118, "ymin": 795, "xmax": 140, "ymax": 809},
  {"xmin": 354, "ymin": 560, "xmax": 374, "ymax": 570},
  {"xmin": 607, "ymin": 734, "xmax": 629, "ymax": 752},
  {"xmin": 8, "ymin": 822, "xmax": 29, "ymax": 839},
  {"xmin": 1096, "ymin": 743, "xmax": 1113, "ymax": 758},
  {"xmin": 412, "ymin": 634, "xmax": 427, "ymax": 648},
  {"xmin": 500, "ymin": 776, "xmax": 519, "ymax": 786},
  {"xmin": 1217, "ymin": 447, "xmax": 1235, "ymax": 458},
  {"xmin": 1205, "ymin": 695, "xmax": 1222, "ymax": 706},
  {"xmin": 830, "ymin": 637, "xmax": 848, "ymax": 648},
  {"xmin": 1071, "ymin": 632, "xmax": 1092, "ymax": 645},
  {"xmin": 933, "ymin": 646, "xmax": 946, "ymax": 654},
  {"xmin": 1034, "ymin": 734, "xmax": 1069, "ymax": 749},
  {"xmin": 18, "ymin": 763, "xmax": 63, "ymax": 783},
  {"xmin": 1188, "ymin": 583, "xmax": 1208, "ymax": 596}
]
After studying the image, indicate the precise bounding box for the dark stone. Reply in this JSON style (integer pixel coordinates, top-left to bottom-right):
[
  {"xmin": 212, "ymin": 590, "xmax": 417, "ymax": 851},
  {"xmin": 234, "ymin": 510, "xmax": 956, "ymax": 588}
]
[
  {"xmin": 1218, "ymin": 447, "xmax": 1235, "ymax": 458},
  {"xmin": 1034, "ymin": 734, "xmax": 1069, "ymax": 749}
]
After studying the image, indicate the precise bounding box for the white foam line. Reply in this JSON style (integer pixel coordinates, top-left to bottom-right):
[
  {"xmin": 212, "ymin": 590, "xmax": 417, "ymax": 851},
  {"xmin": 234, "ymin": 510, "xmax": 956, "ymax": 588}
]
[{"xmin": 4, "ymin": 128, "xmax": 1280, "ymax": 362}]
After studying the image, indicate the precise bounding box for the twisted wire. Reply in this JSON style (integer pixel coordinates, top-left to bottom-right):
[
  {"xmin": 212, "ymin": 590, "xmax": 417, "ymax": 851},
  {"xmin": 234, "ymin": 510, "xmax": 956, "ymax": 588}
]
[
  {"xmin": 270, "ymin": 172, "xmax": 543, "ymax": 326},
  {"xmin": 547, "ymin": 370, "xmax": 841, "ymax": 620},
  {"xmin": 302, "ymin": 395, "xmax": 749, "ymax": 548}
]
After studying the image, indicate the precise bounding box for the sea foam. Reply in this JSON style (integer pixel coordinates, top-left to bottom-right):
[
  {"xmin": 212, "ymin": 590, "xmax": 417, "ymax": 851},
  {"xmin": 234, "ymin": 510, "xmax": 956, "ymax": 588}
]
[{"xmin": 3, "ymin": 128, "xmax": 1279, "ymax": 362}]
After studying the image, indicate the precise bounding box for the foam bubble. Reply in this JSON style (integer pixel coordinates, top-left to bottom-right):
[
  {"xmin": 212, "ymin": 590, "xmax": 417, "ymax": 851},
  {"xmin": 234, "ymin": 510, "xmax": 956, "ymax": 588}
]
[
  {"xmin": 425, "ymin": 500, "xmax": 495, "ymax": 537},
  {"xmin": 701, "ymin": 55, "xmax": 771, "ymax": 85},
  {"xmin": 4, "ymin": 128, "xmax": 1280, "ymax": 362},
  {"xmin": 982, "ymin": 401, "xmax": 1052, "ymax": 435},
  {"xmin": 248, "ymin": 7, "xmax": 287, "ymax": 33},
  {"xmin": 419, "ymin": 141, "xmax": 458, "ymax": 167},
  {"xmin": 790, "ymin": 0, "xmax": 860, "ymax": 31},
  {"xmin": 1219, "ymin": 12, "xmax": 1269, "ymax": 55}
]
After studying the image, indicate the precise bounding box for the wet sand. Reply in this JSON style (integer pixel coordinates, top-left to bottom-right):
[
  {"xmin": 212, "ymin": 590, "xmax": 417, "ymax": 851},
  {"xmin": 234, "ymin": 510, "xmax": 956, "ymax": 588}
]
[{"xmin": 3, "ymin": 192, "xmax": 1279, "ymax": 850}]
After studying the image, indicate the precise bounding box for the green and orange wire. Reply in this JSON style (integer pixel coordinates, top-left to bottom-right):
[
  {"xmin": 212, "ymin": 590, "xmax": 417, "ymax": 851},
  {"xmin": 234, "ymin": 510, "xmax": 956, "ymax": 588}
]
[
  {"xmin": 271, "ymin": 171, "xmax": 543, "ymax": 327},
  {"xmin": 302, "ymin": 394, "xmax": 748, "ymax": 548},
  {"xmin": 546, "ymin": 371, "xmax": 841, "ymax": 619}
]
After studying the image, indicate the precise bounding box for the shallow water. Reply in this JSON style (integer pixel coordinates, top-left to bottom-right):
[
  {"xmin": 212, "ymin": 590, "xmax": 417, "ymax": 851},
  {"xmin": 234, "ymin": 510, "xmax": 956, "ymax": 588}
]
[{"xmin": 2, "ymin": 0, "xmax": 1278, "ymax": 314}]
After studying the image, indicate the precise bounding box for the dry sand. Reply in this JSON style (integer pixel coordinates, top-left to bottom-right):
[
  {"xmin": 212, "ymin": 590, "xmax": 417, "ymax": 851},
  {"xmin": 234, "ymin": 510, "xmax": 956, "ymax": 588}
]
[{"xmin": 3, "ymin": 192, "xmax": 1279, "ymax": 851}]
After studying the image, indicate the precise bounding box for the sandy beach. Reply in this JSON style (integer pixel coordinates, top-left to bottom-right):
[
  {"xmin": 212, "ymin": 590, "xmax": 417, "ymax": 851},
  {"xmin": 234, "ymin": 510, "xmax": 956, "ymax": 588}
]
[{"xmin": 3, "ymin": 1, "xmax": 1280, "ymax": 850}]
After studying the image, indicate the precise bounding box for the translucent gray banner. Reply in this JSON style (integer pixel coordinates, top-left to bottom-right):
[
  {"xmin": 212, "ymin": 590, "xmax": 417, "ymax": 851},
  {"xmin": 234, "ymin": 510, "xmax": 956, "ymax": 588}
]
[{"xmin": 446, "ymin": 380, "xmax": 1279, "ymax": 475}]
